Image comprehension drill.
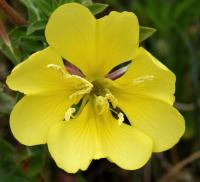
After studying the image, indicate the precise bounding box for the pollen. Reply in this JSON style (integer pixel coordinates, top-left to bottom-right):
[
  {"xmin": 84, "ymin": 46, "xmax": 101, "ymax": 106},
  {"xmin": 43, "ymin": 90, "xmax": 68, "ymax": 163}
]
[
  {"xmin": 117, "ymin": 112, "xmax": 124, "ymax": 126},
  {"xmin": 69, "ymin": 80, "xmax": 93, "ymax": 99},
  {"xmin": 91, "ymin": 80, "xmax": 119, "ymax": 117},
  {"xmin": 64, "ymin": 107, "xmax": 76, "ymax": 121},
  {"xmin": 133, "ymin": 75, "xmax": 154, "ymax": 84},
  {"xmin": 47, "ymin": 64, "xmax": 67, "ymax": 77}
]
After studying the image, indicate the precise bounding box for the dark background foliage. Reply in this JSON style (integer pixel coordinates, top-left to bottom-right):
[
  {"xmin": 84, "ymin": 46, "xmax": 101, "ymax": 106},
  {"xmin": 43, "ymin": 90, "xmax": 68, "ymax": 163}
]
[{"xmin": 0, "ymin": 0, "xmax": 200, "ymax": 181}]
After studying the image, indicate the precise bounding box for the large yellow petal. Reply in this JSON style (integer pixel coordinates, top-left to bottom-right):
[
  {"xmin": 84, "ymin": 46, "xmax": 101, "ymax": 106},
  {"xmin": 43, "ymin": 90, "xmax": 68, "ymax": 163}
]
[
  {"xmin": 10, "ymin": 94, "xmax": 72, "ymax": 145},
  {"xmin": 45, "ymin": 3, "xmax": 96, "ymax": 78},
  {"xmin": 98, "ymin": 112, "xmax": 152, "ymax": 170},
  {"xmin": 114, "ymin": 48, "xmax": 176, "ymax": 105},
  {"xmin": 47, "ymin": 102, "xmax": 152, "ymax": 173},
  {"xmin": 45, "ymin": 3, "xmax": 139, "ymax": 79},
  {"xmin": 6, "ymin": 47, "xmax": 71, "ymax": 95},
  {"xmin": 47, "ymin": 102, "xmax": 104, "ymax": 173},
  {"xmin": 114, "ymin": 94, "xmax": 185, "ymax": 152},
  {"xmin": 95, "ymin": 11, "xmax": 139, "ymax": 78}
]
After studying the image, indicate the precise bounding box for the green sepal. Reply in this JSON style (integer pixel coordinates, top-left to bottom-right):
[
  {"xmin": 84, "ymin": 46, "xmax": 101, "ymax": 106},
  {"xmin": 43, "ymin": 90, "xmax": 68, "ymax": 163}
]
[
  {"xmin": 87, "ymin": 3, "xmax": 108, "ymax": 15},
  {"xmin": 139, "ymin": 26, "xmax": 156, "ymax": 42}
]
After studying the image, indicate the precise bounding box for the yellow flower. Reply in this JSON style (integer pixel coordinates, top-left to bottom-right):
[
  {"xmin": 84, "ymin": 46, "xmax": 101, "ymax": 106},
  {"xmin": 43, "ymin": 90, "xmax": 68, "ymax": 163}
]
[{"xmin": 6, "ymin": 3, "xmax": 185, "ymax": 173}]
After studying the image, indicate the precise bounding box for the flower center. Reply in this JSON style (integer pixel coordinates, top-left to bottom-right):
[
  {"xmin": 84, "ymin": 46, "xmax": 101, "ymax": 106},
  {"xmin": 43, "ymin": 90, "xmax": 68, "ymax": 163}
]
[
  {"xmin": 69, "ymin": 78, "xmax": 124, "ymax": 125},
  {"xmin": 47, "ymin": 64, "xmax": 125, "ymax": 125},
  {"xmin": 91, "ymin": 79, "xmax": 118, "ymax": 107},
  {"xmin": 91, "ymin": 80, "xmax": 105, "ymax": 96}
]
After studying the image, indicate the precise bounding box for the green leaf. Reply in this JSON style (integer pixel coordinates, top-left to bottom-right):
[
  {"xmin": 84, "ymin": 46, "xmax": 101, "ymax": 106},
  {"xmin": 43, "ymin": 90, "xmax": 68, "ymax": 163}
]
[
  {"xmin": 56, "ymin": 0, "xmax": 94, "ymax": 6},
  {"xmin": 21, "ymin": 146, "xmax": 46, "ymax": 177},
  {"xmin": 27, "ymin": 20, "xmax": 47, "ymax": 35},
  {"xmin": 57, "ymin": 0, "xmax": 75, "ymax": 5},
  {"xmin": 0, "ymin": 27, "xmax": 25, "ymax": 65},
  {"xmin": 87, "ymin": 3, "xmax": 108, "ymax": 15},
  {"xmin": 21, "ymin": 39, "xmax": 46, "ymax": 56},
  {"xmin": 0, "ymin": 139, "xmax": 33, "ymax": 182},
  {"xmin": 0, "ymin": 39, "xmax": 20, "ymax": 65},
  {"xmin": 0, "ymin": 138, "xmax": 16, "ymax": 164},
  {"xmin": 0, "ymin": 139, "xmax": 44, "ymax": 181},
  {"xmin": 139, "ymin": 26, "xmax": 156, "ymax": 42},
  {"xmin": 0, "ymin": 91, "xmax": 15, "ymax": 114},
  {"xmin": 0, "ymin": 138, "xmax": 18, "ymax": 181},
  {"xmin": 79, "ymin": 0, "xmax": 93, "ymax": 6},
  {"xmin": 33, "ymin": 0, "xmax": 53, "ymax": 17},
  {"xmin": 0, "ymin": 27, "xmax": 27, "ymax": 65},
  {"xmin": 19, "ymin": 0, "xmax": 57, "ymax": 21},
  {"xmin": 0, "ymin": 26, "xmax": 46, "ymax": 64},
  {"xmin": 9, "ymin": 27, "xmax": 27, "ymax": 48},
  {"xmin": 19, "ymin": 0, "xmax": 42, "ymax": 22}
]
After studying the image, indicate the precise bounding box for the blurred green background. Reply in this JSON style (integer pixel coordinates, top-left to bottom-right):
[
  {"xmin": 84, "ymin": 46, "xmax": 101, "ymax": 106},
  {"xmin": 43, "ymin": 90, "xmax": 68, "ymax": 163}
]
[{"xmin": 0, "ymin": 0, "xmax": 200, "ymax": 181}]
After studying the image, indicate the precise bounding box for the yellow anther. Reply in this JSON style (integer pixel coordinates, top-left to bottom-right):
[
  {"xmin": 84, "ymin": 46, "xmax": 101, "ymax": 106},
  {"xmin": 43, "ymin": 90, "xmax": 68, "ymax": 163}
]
[
  {"xmin": 47, "ymin": 64, "xmax": 68, "ymax": 76},
  {"xmin": 133, "ymin": 75, "xmax": 154, "ymax": 84},
  {"xmin": 105, "ymin": 88, "xmax": 118, "ymax": 108},
  {"xmin": 69, "ymin": 75, "xmax": 93, "ymax": 99},
  {"xmin": 64, "ymin": 107, "xmax": 76, "ymax": 121},
  {"xmin": 105, "ymin": 93, "xmax": 118, "ymax": 108},
  {"xmin": 117, "ymin": 112, "xmax": 124, "ymax": 126},
  {"xmin": 47, "ymin": 64, "xmax": 93, "ymax": 99},
  {"xmin": 69, "ymin": 75, "xmax": 93, "ymax": 88},
  {"xmin": 69, "ymin": 87, "xmax": 91, "ymax": 99}
]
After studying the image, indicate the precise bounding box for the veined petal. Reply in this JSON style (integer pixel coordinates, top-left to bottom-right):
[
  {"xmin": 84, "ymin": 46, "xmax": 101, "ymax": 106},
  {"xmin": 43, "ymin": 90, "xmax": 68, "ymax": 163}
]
[
  {"xmin": 45, "ymin": 3, "xmax": 96, "ymax": 78},
  {"xmin": 114, "ymin": 48, "xmax": 176, "ymax": 105},
  {"xmin": 6, "ymin": 47, "xmax": 72, "ymax": 95},
  {"xmin": 98, "ymin": 112, "xmax": 152, "ymax": 170},
  {"xmin": 10, "ymin": 94, "xmax": 72, "ymax": 145},
  {"xmin": 47, "ymin": 102, "xmax": 152, "ymax": 173},
  {"xmin": 115, "ymin": 94, "xmax": 185, "ymax": 152},
  {"xmin": 45, "ymin": 3, "xmax": 139, "ymax": 79},
  {"xmin": 47, "ymin": 102, "xmax": 104, "ymax": 173},
  {"xmin": 95, "ymin": 11, "xmax": 139, "ymax": 78}
]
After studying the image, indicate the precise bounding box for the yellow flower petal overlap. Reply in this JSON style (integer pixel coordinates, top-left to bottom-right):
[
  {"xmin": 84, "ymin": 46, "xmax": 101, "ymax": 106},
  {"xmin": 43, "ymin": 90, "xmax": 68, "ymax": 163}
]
[
  {"xmin": 7, "ymin": 3, "xmax": 185, "ymax": 173},
  {"xmin": 47, "ymin": 101, "xmax": 152, "ymax": 173},
  {"xmin": 114, "ymin": 48, "xmax": 176, "ymax": 105}
]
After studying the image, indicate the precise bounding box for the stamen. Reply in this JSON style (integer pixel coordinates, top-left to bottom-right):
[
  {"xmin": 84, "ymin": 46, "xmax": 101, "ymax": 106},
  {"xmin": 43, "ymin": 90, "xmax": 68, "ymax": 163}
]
[
  {"xmin": 47, "ymin": 64, "xmax": 93, "ymax": 99},
  {"xmin": 64, "ymin": 107, "xmax": 76, "ymax": 121},
  {"xmin": 117, "ymin": 112, "xmax": 124, "ymax": 126},
  {"xmin": 105, "ymin": 88, "xmax": 118, "ymax": 108},
  {"xmin": 69, "ymin": 87, "xmax": 91, "ymax": 99},
  {"xmin": 133, "ymin": 75, "xmax": 154, "ymax": 84},
  {"xmin": 47, "ymin": 64, "xmax": 67, "ymax": 77},
  {"xmin": 69, "ymin": 75, "xmax": 93, "ymax": 99}
]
